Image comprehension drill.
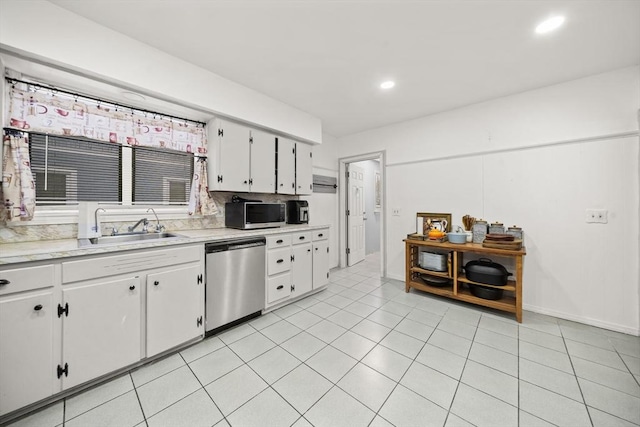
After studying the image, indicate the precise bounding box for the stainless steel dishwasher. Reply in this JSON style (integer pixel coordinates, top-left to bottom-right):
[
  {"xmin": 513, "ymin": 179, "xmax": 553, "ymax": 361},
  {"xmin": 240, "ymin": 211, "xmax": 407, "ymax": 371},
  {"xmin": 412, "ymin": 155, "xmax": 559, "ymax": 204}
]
[{"xmin": 205, "ymin": 237, "xmax": 266, "ymax": 334}]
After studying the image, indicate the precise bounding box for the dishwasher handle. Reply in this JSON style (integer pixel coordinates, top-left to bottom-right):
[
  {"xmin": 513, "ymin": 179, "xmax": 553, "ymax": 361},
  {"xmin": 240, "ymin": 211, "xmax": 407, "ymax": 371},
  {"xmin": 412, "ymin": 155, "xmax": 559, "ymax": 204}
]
[{"xmin": 228, "ymin": 242, "xmax": 265, "ymax": 251}]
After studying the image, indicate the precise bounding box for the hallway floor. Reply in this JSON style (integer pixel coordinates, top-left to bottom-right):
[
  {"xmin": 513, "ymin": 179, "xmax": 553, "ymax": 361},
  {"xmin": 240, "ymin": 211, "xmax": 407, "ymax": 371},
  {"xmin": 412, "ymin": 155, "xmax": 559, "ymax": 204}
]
[{"xmin": 7, "ymin": 252, "xmax": 640, "ymax": 427}]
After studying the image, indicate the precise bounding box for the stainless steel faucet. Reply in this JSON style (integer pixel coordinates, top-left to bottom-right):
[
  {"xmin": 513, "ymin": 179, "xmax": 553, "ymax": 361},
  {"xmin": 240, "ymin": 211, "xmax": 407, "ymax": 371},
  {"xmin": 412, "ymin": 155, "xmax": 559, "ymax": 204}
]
[
  {"xmin": 94, "ymin": 208, "xmax": 106, "ymax": 233},
  {"xmin": 146, "ymin": 208, "xmax": 165, "ymax": 232},
  {"xmin": 128, "ymin": 218, "xmax": 149, "ymax": 233}
]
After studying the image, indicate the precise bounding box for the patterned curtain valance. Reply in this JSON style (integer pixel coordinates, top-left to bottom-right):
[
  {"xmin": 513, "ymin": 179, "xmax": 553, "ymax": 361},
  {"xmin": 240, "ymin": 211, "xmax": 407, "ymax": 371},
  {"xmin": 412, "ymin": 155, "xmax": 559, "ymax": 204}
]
[{"xmin": 5, "ymin": 80, "xmax": 207, "ymax": 155}]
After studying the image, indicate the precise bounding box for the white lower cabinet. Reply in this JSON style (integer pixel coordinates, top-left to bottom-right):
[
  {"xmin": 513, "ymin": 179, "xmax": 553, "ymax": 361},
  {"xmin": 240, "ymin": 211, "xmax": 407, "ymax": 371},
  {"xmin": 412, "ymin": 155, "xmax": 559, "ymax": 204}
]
[
  {"xmin": 291, "ymin": 242, "xmax": 312, "ymax": 297},
  {"xmin": 0, "ymin": 289, "xmax": 55, "ymax": 415},
  {"xmin": 313, "ymin": 240, "xmax": 330, "ymax": 289},
  {"xmin": 265, "ymin": 227, "xmax": 329, "ymax": 309},
  {"xmin": 61, "ymin": 276, "xmax": 141, "ymax": 389},
  {"xmin": 147, "ymin": 264, "xmax": 203, "ymax": 357}
]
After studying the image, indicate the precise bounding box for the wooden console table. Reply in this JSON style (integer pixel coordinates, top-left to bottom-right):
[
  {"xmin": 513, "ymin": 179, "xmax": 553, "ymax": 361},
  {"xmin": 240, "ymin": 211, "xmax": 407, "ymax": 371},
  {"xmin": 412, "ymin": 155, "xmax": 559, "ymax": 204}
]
[{"xmin": 404, "ymin": 238, "xmax": 526, "ymax": 322}]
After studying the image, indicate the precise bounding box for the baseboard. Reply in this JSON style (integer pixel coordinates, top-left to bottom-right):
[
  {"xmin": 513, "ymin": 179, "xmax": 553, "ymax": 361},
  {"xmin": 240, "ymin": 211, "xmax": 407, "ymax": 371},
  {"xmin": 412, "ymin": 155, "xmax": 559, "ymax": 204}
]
[
  {"xmin": 523, "ymin": 303, "xmax": 640, "ymax": 336},
  {"xmin": 385, "ymin": 273, "xmax": 640, "ymax": 336}
]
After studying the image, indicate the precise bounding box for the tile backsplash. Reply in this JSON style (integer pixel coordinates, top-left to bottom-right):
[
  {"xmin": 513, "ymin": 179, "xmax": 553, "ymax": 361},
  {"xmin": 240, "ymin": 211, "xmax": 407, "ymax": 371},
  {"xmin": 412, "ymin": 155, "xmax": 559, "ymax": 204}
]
[{"xmin": 0, "ymin": 192, "xmax": 298, "ymax": 243}]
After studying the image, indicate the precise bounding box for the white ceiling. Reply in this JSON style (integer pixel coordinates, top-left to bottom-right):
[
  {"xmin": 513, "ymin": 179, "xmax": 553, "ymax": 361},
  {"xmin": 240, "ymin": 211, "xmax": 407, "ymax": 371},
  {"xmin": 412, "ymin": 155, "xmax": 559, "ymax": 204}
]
[{"xmin": 48, "ymin": 0, "xmax": 640, "ymax": 137}]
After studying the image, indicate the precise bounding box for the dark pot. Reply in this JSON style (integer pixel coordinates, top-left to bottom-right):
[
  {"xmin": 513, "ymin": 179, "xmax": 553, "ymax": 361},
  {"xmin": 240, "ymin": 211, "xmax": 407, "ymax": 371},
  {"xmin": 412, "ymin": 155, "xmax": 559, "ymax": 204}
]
[
  {"xmin": 464, "ymin": 258, "xmax": 512, "ymax": 286},
  {"xmin": 469, "ymin": 284, "xmax": 504, "ymax": 300}
]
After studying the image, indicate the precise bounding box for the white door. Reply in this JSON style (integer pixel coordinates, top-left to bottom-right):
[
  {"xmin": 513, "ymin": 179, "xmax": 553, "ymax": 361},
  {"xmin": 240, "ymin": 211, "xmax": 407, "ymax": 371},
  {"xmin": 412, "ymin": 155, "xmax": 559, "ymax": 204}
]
[
  {"xmin": 218, "ymin": 121, "xmax": 251, "ymax": 192},
  {"xmin": 0, "ymin": 290, "xmax": 55, "ymax": 415},
  {"xmin": 295, "ymin": 143, "xmax": 313, "ymax": 195},
  {"xmin": 312, "ymin": 240, "xmax": 330, "ymax": 289},
  {"xmin": 249, "ymin": 130, "xmax": 276, "ymax": 193},
  {"xmin": 147, "ymin": 264, "xmax": 202, "ymax": 357},
  {"xmin": 347, "ymin": 164, "xmax": 366, "ymax": 266},
  {"xmin": 62, "ymin": 277, "xmax": 141, "ymax": 389},
  {"xmin": 277, "ymin": 137, "xmax": 296, "ymax": 195},
  {"xmin": 291, "ymin": 243, "xmax": 312, "ymax": 297}
]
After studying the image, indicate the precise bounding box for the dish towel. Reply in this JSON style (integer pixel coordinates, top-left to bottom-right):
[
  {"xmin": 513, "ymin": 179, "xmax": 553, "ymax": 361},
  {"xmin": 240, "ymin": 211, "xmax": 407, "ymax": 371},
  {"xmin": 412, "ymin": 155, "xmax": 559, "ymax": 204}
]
[
  {"xmin": 188, "ymin": 158, "xmax": 218, "ymax": 216},
  {"xmin": 1, "ymin": 132, "xmax": 36, "ymax": 221}
]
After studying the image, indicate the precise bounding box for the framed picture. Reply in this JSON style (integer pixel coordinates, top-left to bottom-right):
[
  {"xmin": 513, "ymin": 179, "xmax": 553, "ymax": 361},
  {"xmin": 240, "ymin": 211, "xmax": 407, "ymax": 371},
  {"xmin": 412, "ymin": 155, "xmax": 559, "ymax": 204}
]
[
  {"xmin": 374, "ymin": 172, "xmax": 381, "ymax": 212},
  {"xmin": 417, "ymin": 212, "xmax": 452, "ymax": 234}
]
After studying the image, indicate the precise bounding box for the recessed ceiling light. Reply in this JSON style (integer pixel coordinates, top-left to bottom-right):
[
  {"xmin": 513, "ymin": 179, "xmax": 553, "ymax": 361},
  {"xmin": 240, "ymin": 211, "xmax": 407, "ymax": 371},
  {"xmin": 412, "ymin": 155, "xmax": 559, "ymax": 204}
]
[
  {"xmin": 535, "ymin": 16, "xmax": 565, "ymax": 34},
  {"xmin": 380, "ymin": 81, "xmax": 395, "ymax": 90}
]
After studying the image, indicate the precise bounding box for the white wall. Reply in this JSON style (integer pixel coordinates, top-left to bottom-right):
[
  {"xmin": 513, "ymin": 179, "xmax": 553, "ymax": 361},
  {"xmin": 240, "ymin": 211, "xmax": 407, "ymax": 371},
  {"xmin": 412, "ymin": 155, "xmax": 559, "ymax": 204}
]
[
  {"xmin": 304, "ymin": 133, "xmax": 340, "ymax": 268},
  {"xmin": 0, "ymin": 0, "xmax": 322, "ymax": 144},
  {"xmin": 338, "ymin": 66, "xmax": 640, "ymax": 334}
]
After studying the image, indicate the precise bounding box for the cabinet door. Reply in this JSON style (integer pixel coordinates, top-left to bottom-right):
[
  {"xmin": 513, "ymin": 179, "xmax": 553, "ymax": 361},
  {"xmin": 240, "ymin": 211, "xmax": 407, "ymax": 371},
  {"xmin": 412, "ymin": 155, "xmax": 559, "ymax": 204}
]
[
  {"xmin": 250, "ymin": 130, "xmax": 276, "ymax": 194},
  {"xmin": 62, "ymin": 277, "xmax": 141, "ymax": 389},
  {"xmin": 267, "ymin": 272, "xmax": 291, "ymax": 304},
  {"xmin": 218, "ymin": 120, "xmax": 251, "ymax": 192},
  {"xmin": 313, "ymin": 240, "xmax": 330, "ymax": 289},
  {"xmin": 147, "ymin": 264, "xmax": 202, "ymax": 358},
  {"xmin": 291, "ymin": 243, "xmax": 312, "ymax": 297},
  {"xmin": 277, "ymin": 137, "xmax": 296, "ymax": 195},
  {"xmin": 0, "ymin": 290, "xmax": 55, "ymax": 415},
  {"xmin": 295, "ymin": 143, "xmax": 313, "ymax": 195}
]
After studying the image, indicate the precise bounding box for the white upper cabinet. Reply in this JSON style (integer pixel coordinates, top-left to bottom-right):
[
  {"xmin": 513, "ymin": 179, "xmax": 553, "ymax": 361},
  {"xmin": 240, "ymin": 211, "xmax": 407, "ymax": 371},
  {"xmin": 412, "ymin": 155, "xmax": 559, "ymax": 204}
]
[
  {"xmin": 277, "ymin": 137, "xmax": 296, "ymax": 195},
  {"xmin": 295, "ymin": 143, "xmax": 313, "ymax": 195},
  {"xmin": 249, "ymin": 129, "xmax": 276, "ymax": 194},
  {"xmin": 213, "ymin": 120, "xmax": 251, "ymax": 192},
  {"xmin": 209, "ymin": 120, "xmax": 276, "ymax": 193}
]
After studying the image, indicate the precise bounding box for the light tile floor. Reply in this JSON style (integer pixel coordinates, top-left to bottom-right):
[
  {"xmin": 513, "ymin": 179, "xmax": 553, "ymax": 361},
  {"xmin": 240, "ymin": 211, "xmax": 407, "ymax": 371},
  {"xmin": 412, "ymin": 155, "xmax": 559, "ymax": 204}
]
[{"xmin": 7, "ymin": 253, "xmax": 640, "ymax": 427}]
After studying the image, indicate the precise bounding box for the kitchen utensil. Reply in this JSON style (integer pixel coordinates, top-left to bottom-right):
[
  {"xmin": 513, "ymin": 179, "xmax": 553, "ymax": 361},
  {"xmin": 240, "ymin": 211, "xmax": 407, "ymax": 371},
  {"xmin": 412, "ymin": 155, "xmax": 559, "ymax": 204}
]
[
  {"xmin": 462, "ymin": 215, "xmax": 476, "ymax": 231},
  {"xmin": 485, "ymin": 233, "xmax": 515, "ymax": 241},
  {"xmin": 419, "ymin": 251, "xmax": 448, "ymax": 272},
  {"xmin": 472, "ymin": 220, "xmax": 488, "ymax": 243},
  {"xmin": 482, "ymin": 240, "xmax": 523, "ymax": 250},
  {"xmin": 468, "ymin": 284, "xmax": 504, "ymax": 300},
  {"xmin": 489, "ymin": 222, "xmax": 505, "ymax": 234},
  {"xmin": 419, "ymin": 274, "xmax": 452, "ymax": 287},
  {"xmin": 447, "ymin": 232, "xmax": 467, "ymax": 244},
  {"xmin": 464, "ymin": 258, "xmax": 512, "ymax": 285}
]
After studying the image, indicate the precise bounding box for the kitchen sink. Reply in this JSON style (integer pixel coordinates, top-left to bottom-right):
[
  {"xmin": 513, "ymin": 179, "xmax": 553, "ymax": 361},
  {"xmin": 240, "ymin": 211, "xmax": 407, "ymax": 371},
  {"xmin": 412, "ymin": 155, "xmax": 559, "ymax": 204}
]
[{"xmin": 78, "ymin": 232, "xmax": 186, "ymax": 247}]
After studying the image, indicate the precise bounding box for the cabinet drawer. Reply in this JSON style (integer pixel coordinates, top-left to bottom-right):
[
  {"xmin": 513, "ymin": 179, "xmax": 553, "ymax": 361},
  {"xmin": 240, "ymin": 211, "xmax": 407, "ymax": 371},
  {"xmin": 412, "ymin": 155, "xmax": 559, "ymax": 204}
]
[
  {"xmin": 62, "ymin": 245, "xmax": 201, "ymax": 283},
  {"xmin": 291, "ymin": 231, "xmax": 312, "ymax": 245},
  {"xmin": 267, "ymin": 272, "xmax": 291, "ymax": 304},
  {"xmin": 313, "ymin": 229, "xmax": 329, "ymax": 241},
  {"xmin": 0, "ymin": 264, "xmax": 55, "ymax": 296},
  {"xmin": 267, "ymin": 234, "xmax": 291, "ymax": 249},
  {"xmin": 268, "ymin": 247, "xmax": 291, "ymax": 275}
]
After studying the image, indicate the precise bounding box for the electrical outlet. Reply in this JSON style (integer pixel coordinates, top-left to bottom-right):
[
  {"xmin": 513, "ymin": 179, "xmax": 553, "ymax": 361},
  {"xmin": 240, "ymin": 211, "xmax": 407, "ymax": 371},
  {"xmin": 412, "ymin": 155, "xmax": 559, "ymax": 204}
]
[
  {"xmin": 392, "ymin": 208, "xmax": 401, "ymax": 216},
  {"xmin": 585, "ymin": 209, "xmax": 608, "ymax": 224}
]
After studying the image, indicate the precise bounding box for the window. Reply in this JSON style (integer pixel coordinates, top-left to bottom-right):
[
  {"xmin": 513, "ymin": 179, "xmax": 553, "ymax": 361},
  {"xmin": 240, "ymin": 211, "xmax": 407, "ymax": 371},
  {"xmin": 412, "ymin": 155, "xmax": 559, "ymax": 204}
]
[
  {"xmin": 30, "ymin": 134, "xmax": 121, "ymax": 205},
  {"xmin": 133, "ymin": 146, "xmax": 193, "ymax": 204},
  {"xmin": 29, "ymin": 133, "xmax": 193, "ymax": 206}
]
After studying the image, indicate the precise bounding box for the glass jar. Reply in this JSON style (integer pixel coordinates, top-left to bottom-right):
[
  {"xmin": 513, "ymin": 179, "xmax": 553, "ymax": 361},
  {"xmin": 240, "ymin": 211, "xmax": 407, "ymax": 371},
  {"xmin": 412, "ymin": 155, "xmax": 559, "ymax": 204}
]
[{"xmin": 472, "ymin": 220, "xmax": 488, "ymax": 243}]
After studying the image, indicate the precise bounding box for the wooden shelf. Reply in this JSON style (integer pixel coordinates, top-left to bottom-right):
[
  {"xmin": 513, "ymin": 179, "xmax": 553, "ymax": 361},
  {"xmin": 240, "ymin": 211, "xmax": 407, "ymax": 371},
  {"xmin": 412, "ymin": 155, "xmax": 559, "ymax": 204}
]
[
  {"xmin": 410, "ymin": 266, "xmax": 451, "ymax": 279},
  {"xmin": 456, "ymin": 287, "xmax": 517, "ymax": 313},
  {"xmin": 405, "ymin": 238, "xmax": 525, "ymax": 322},
  {"xmin": 457, "ymin": 274, "xmax": 516, "ymax": 292}
]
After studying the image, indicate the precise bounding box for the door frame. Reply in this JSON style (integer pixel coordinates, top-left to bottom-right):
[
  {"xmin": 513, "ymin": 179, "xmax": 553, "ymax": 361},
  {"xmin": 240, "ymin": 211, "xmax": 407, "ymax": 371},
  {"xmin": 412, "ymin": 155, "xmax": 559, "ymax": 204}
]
[{"xmin": 338, "ymin": 150, "xmax": 386, "ymax": 277}]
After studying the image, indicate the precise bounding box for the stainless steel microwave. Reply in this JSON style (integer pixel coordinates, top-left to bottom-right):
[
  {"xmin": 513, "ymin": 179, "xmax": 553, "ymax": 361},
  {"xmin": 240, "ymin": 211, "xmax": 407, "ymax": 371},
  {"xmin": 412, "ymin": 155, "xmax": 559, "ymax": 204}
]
[{"xmin": 225, "ymin": 202, "xmax": 286, "ymax": 229}]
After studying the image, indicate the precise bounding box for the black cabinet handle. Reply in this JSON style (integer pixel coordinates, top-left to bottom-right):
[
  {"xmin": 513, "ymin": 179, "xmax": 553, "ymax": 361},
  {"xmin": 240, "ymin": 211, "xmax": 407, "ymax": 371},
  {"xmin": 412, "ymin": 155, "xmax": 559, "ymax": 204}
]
[
  {"xmin": 34, "ymin": 304, "xmax": 43, "ymax": 311},
  {"xmin": 129, "ymin": 285, "xmax": 135, "ymax": 290},
  {"xmin": 307, "ymin": 249, "xmax": 311, "ymax": 252},
  {"xmin": 154, "ymin": 281, "xmax": 159, "ymax": 286},
  {"xmin": 277, "ymin": 285, "xmax": 284, "ymax": 290},
  {"xmin": 277, "ymin": 259, "xmax": 284, "ymax": 264},
  {"xmin": 299, "ymin": 236, "xmax": 305, "ymax": 240},
  {"xmin": 0, "ymin": 279, "xmax": 9, "ymax": 286},
  {"xmin": 276, "ymin": 239, "xmax": 283, "ymax": 244},
  {"xmin": 244, "ymin": 180, "xmax": 248, "ymax": 184},
  {"xmin": 318, "ymin": 233, "xmax": 323, "ymax": 237},
  {"xmin": 315, "ymin": 247, "xmax": 318, "ymax": 251}
]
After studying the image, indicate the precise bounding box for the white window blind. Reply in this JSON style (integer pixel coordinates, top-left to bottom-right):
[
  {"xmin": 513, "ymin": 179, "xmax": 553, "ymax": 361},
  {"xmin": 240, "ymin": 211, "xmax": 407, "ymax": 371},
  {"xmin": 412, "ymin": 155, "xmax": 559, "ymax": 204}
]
[
  {"xmin": 29, "ymin": 133, "xmax": 121, "ymax": 205},
  {"xmin": 132, "ymin": 146, "xmax": 193, "ymax": 204}
]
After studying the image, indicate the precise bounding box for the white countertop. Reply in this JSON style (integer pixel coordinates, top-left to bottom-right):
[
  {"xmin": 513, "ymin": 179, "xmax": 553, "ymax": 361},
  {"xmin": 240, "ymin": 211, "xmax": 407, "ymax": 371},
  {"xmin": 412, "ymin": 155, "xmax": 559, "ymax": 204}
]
[{"xmin": 0, "ymin": 224, "xmax": 330, "ymax": 266}]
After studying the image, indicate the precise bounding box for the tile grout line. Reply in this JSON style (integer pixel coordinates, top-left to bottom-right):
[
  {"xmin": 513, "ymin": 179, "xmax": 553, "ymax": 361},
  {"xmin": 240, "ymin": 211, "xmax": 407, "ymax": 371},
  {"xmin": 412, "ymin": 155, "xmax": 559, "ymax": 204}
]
[
  {"xmin": 559, "ymin": 323, "xmax": 595, "ymax": 427},
  {"xmin": 128, "ymin": 371, "xmax": 148, "ymax": 427}
]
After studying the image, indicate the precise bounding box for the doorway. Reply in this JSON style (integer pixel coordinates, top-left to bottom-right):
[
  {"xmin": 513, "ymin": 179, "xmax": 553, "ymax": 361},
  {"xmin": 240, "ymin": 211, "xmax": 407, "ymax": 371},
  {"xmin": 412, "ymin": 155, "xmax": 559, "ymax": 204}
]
[{"xmin": 339, "ymin": 151, "xmax": 386, "ymax": 277}]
